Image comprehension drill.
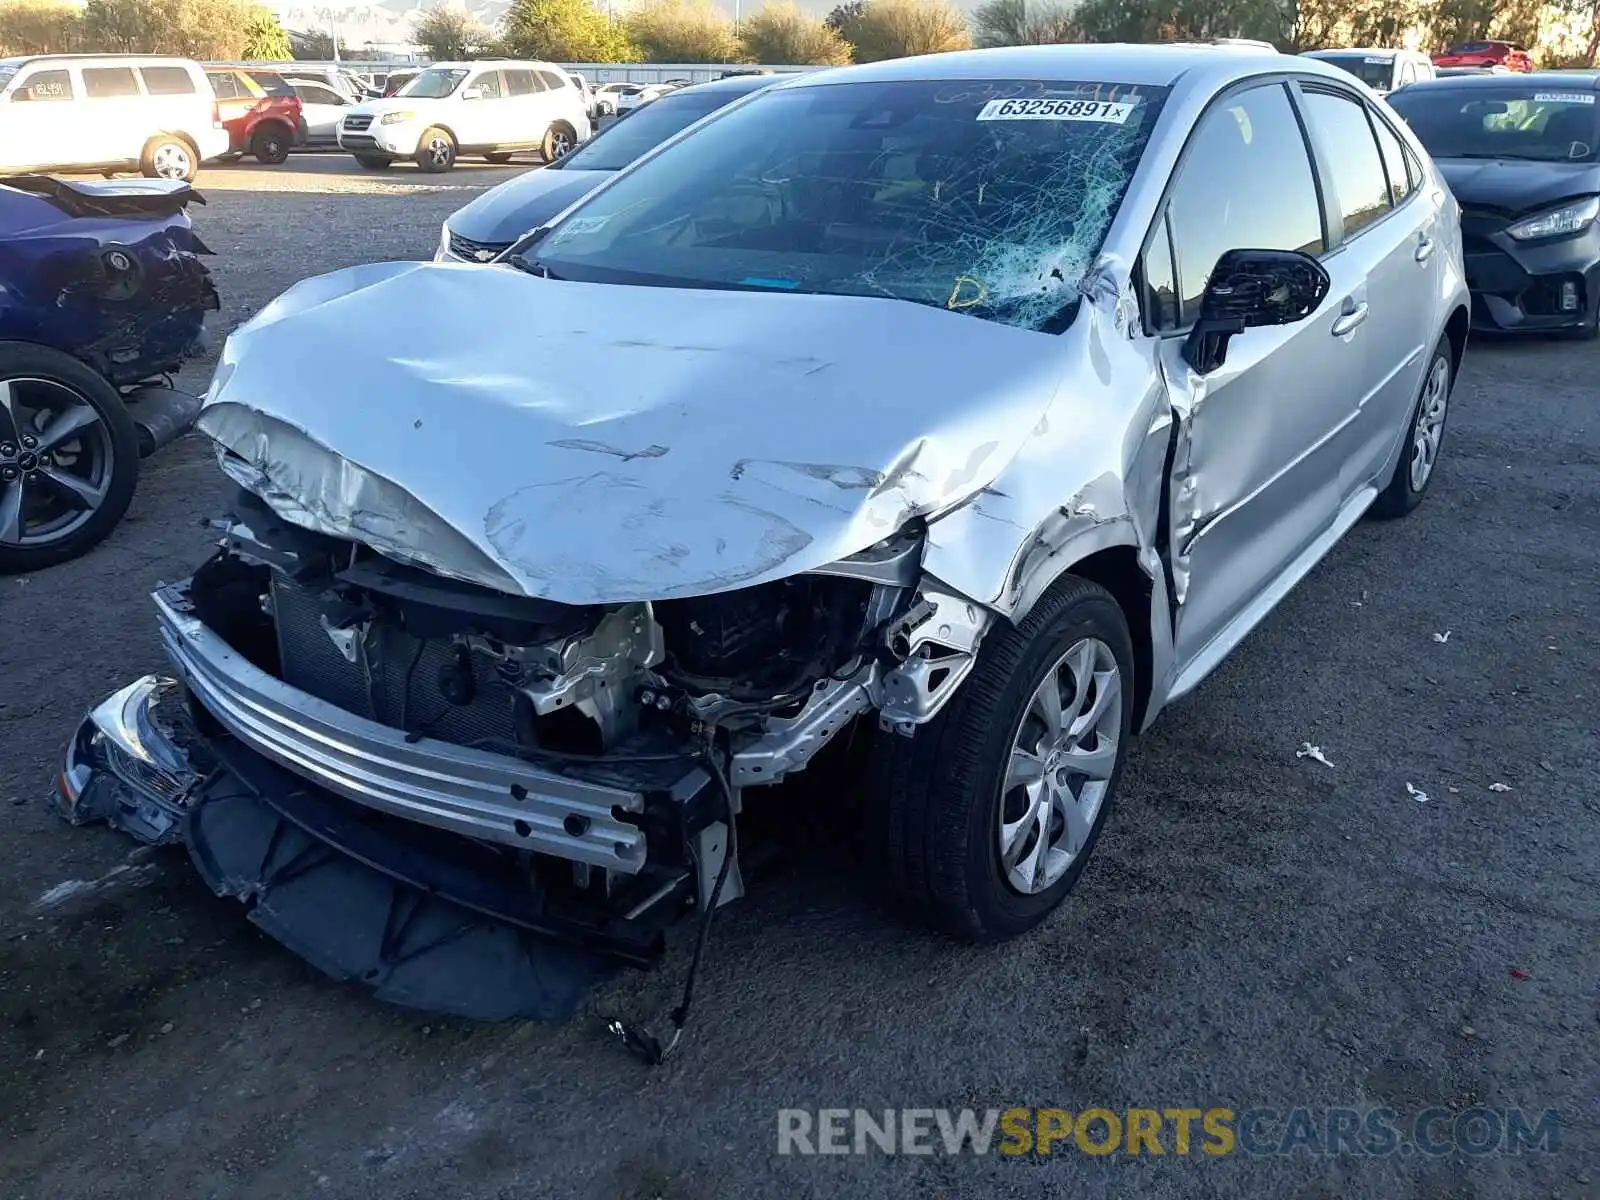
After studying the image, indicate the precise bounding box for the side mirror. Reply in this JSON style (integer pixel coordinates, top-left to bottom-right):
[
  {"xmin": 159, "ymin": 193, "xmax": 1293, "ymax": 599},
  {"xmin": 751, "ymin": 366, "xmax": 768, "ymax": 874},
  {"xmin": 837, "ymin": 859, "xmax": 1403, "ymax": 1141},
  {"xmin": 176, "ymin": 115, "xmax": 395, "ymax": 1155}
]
[
  {"xmin": 462, "ymin": 86, "xmax": 483, "ymax": 101},
  {"xmin": 1183, "ymin": 248, "xmax": 1331, "ymax": 374}
]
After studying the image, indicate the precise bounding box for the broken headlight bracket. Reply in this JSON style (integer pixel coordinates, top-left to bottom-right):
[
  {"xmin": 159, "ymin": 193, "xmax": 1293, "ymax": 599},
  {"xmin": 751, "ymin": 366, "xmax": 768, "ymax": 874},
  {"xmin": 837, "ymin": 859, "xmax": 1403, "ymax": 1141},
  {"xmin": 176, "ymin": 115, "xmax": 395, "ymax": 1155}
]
[{"xmin": 876, "ymin": 584, "xmax": 994, "ymax": 737}]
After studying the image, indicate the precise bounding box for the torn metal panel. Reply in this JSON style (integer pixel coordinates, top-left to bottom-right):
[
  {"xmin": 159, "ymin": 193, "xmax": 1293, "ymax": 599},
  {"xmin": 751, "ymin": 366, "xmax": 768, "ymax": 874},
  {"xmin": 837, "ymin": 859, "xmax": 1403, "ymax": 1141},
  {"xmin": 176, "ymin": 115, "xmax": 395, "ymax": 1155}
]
[
  {"xmin": 198, "ymin": 260, "xmax": 1069, "ymax": 606},
  {"xmin": 0, "ymin": 175, "xmax": 218, "ymax": 386},
  {"xmin": 921, "ymin": 255, "xmax": 1172, "ymax": 622}
]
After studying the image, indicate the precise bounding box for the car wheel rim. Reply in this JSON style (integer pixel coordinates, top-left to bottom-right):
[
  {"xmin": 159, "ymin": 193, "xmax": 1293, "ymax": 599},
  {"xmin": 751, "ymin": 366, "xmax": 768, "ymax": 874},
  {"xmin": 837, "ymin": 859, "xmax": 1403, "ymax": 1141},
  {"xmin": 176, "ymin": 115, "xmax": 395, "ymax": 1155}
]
[
  {"xmin": 153, "ymin": 144, "xmax": 190, "ymax": 178},
  {"xmin": 551, "ymin": 132, "xmax": 571, "ymax": 157},
  {"xmin": 427, "ymin": 138, "xmax": 450, "ymax": 167},
  {"xmin": 0, "ymin": 378, "xmax": 113, "ymax": 548},
  {"xmin": 997, "ymin": 636, "xmax": 1121, "ymax": 896},
  {"xmin": 1410, "ymin": 356, "xmax": 1449, "ymax": 492}
]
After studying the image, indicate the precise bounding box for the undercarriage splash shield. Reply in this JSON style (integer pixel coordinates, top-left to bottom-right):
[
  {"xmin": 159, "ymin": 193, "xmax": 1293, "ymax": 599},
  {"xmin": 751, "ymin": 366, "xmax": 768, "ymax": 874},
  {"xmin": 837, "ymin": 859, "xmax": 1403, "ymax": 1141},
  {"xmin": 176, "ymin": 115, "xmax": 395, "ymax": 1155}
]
[{"xmin": 186, "ymin": 751, "xmax": 623, "ymax": 1022}]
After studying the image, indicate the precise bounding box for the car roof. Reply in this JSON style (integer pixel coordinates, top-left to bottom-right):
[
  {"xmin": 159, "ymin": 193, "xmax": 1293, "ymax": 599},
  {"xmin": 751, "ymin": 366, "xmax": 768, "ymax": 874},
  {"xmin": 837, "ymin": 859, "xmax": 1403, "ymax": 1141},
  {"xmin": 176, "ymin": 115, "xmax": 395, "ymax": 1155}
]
[
  {"xmin": 2, "ymin": 53, "xmax": 197, "ymax": 66},
  {"xmin": 1396, "ymin": 70, "xmax": 1600, "ymax": 92},
  {"xmin": 785, "ymin": 42, "xmax": 1304, "ymax": 91},
  {"xmin": 1303, "ymin": 47, "xmax": 1410, "ymax": 57},
  {"xmin": 665, "ymin": 74, "xmax": 792, "ymax": 98}
]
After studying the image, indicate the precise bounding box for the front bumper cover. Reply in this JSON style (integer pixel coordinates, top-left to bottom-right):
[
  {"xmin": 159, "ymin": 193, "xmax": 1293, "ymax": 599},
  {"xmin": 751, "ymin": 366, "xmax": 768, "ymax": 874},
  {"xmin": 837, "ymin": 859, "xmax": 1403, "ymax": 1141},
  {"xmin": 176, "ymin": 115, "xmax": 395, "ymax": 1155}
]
[
  {"xmin": 56, "ymin": 673, "xmax": 671, "ymax": 1019},
  {"xmin": 1464, "ymin": 222, "xmax": 1600, "ymax": 333}
]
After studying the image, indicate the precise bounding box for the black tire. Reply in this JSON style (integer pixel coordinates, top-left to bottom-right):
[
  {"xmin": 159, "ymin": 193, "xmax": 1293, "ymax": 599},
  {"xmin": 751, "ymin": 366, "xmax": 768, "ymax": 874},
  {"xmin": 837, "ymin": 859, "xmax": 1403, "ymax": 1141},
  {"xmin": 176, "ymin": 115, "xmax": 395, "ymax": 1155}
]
[
  {"xmin": 353, "ymin": 154, "xmax": 393, "ymax": 170},
  {"xmin": 0, "ymin": 342, "xmax": 140, "ymax": 574},
  {"xmin": 541, "ymin": 122, "xmax": 576, "ymax": 163},
  {"xmin": 414, "ymin": 127, "xmax": 456, "ymax": 172},
  {"xmin": 217, "ymin": 151, "xmax": 244, "ymax": 164},
  {"xmin": 483, "ymin": 151, "xmax": 514, "ymax": 164},
  {"xmin": 139, "ymin": 136, "xmax": 198, "ymax": 181},
  {"xmin": 1371, "ymin": 333, "xmax": 1453, "ymax": 519},
  {"xmin": 250, "ymin": 122, "xmax": 291, "ymax": 165},
  {"xmin": 870, "ymin": 575, "xmax": 1135, "ymax": 942}
]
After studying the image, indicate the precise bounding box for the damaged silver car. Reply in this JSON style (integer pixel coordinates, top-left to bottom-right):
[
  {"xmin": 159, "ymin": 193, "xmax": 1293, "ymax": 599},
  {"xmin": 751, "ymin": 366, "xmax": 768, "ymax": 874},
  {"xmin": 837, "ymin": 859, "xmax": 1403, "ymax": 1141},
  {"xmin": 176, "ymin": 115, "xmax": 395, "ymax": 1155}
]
[{"xmin": 58, "ymin": 46, "xmax": 1469, "ymax": 1026}]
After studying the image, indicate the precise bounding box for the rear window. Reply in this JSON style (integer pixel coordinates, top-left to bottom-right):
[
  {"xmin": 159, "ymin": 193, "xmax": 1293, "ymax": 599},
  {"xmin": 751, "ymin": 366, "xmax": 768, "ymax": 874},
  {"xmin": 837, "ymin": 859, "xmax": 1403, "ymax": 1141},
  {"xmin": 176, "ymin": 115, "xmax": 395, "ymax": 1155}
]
[
  {"xmin": 15, "ymin": 69, "xmax": 73, "ymax": 101},
  {"xmin": 83, "ymin": 67, "xmax": 139, "ymax": 98},
  {"xmin": 245, "ymin": 71, "xmax": 294, "ymax": 98},
  {"xmin": 140, "ymin": 65, "xmax": 195, "ymax": 95},
  {"xmin": 537, "ymin": 69, "xmax": 567, "ymax": 91},
  {"xmin": 209, "ymin": 71, "xmax": 239, "ymax": 99},
  {"xmin": 1311, "ymin": 55, "xmax": 1394, "ymax": 89},
  {"xmin": 1449, "ymin": 42, "xmax": 1494, "ymax": 53}
]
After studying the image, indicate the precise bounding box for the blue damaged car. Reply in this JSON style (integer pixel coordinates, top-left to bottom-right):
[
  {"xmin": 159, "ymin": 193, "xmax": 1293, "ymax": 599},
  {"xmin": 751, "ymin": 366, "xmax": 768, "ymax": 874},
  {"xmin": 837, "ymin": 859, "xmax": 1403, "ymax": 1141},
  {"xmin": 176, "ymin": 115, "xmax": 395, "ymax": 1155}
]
[{"xmin": 0, "ymin": 174, "xmax": 218, "ymax": 572}]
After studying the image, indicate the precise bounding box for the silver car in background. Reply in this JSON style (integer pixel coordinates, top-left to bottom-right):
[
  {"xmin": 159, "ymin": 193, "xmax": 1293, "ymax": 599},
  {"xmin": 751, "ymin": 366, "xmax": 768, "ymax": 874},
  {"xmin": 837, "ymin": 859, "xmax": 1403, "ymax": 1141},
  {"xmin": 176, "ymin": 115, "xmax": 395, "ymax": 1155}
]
[{"xmin": 60, "ymin": 45, "xmax": 1468, "ymax": 1020}]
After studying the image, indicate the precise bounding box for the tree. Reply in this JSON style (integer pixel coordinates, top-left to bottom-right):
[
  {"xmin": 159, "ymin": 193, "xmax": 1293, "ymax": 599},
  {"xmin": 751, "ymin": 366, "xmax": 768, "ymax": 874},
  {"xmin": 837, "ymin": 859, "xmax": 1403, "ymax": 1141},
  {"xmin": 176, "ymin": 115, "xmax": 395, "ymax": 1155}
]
[
  {"xmin": 501, "ymin": 0, "xmax": 640, "ymax": 61},
  {"xmin": 848, "ymin": 0, "xmax": 971, "ymax": 62},
  {"xmin": 79, "ymin": 0, "xmax": 289, "ymax": 57},
  {"xmin": 0, "ymin": 0, "xmax": 84, "ymax": 53},
  {"xmin": 738, "ymin": 3, "xmax": 851, "ymax": 63},
  {"xmin": 240, "ymin": 7, "xmax": 290, "ymax": 58},
  {"xmin": 412, "ymin": 4, "xmax": 494, "ymax": 59},
  {"xmin": 970, "ymin": 0, "xmax": 1075, "ymax": 46},
  {"xmin": 624, "ymin": 0, "xmax": 738, "ymax": 62},
  {"xmin": 293, "ymin": 30, "xmax": 347, "ymax": 58}
]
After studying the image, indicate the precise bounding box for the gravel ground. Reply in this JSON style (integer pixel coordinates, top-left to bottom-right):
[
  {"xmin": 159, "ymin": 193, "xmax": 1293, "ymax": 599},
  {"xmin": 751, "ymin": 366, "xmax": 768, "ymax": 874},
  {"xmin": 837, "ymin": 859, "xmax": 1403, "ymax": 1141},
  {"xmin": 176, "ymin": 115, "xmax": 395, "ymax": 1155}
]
[{"xmin": 1, "ymin": 156, "xmax": 1596, "ymax": 1200}]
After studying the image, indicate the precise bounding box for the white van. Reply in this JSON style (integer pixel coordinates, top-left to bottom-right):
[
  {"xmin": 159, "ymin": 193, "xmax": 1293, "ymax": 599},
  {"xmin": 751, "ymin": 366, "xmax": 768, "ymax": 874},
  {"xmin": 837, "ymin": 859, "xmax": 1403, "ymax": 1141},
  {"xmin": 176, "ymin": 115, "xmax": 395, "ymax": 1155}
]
[
  {"xmin": 0, "ymin": 54, "xmax": 228, "ymax": 180},
  {"xmin": 338, "ymin": 60, "xmax": 591, "ymax": 172},
  {"xmin": 1301, "ymin": 48, "xmax": 1438, "ymax": 94}
]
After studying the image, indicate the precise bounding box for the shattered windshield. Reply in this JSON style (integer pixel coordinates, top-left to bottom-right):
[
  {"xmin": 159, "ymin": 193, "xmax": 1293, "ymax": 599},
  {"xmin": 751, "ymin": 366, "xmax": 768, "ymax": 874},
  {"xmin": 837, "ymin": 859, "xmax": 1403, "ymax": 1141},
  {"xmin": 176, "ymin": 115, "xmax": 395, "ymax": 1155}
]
[
  {"xmin": 1389, "ymin": 87, "xmax": 1600, "ymax": 161},
  {"xmin": 531, "ymin": 79, "xmax": 1167, "ymax": 333}
]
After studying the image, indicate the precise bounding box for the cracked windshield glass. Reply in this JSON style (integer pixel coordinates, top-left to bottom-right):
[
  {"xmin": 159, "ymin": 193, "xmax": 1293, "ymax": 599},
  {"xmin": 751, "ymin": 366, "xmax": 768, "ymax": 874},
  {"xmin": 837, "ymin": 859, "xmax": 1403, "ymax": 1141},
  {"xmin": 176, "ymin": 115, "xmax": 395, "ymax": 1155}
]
[{"xmin": 531, "ymin": 79, "xmax": 1168, "ymax": 333}]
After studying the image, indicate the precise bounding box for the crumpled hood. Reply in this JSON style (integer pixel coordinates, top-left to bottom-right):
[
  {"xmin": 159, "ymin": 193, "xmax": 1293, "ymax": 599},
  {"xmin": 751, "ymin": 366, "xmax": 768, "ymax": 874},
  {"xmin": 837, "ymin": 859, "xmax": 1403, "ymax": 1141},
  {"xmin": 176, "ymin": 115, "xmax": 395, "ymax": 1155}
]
[
  {"xmin": 199, "ymin": 260, "xmax": 1067, "ymax": 605},
  {"xmin": 447, "ymin": 167, "xmax": 610, "ymax": 245}
]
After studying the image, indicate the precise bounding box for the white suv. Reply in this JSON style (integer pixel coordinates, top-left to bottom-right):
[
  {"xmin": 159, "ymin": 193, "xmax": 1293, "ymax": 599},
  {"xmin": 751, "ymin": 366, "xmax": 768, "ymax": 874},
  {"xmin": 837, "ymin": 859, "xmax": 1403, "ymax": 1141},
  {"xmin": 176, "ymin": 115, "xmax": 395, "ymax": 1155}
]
[
  {"xmin": 337, "ymin": 60, "xmax": 591, "ymax": 172},
  {"xmin": 0, "ymin": 54, "xmax": 229, "ymax": 180}
]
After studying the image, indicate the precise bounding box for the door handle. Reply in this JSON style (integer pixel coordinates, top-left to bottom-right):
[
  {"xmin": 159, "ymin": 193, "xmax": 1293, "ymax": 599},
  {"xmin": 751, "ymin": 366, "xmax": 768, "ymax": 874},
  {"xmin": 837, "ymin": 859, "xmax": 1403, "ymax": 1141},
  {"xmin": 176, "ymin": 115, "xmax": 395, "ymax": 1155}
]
[
  {"xmin": 1331, "ymin": 302, "xmax": 1369, "ymax": 337},
  {"xmin": 1415, "ymin": 235, "xmax": 1436, "ymax": 263}
]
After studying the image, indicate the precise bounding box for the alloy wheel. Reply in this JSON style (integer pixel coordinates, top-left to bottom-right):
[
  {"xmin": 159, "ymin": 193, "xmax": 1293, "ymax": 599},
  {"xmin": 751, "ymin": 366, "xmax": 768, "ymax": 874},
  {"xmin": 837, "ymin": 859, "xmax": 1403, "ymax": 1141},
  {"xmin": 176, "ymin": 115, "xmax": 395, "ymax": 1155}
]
[
  {"xmin": 1410, "ymin": 356, "xmax": 1449, "ymax": 492},
  {"xmin": 425, "ymin": 136, "xmax": 452, "ymax": 168},
  {"xmin": 0, "ymin": 378, "xmax": 115, "ymax": 549},
  {"xmin": 151, "ymin": 143, "xmax": 192, "ymax": 180},
  {"xmin": 997, "ymin": 637, "xmax": 1122, "ymax": 895}
]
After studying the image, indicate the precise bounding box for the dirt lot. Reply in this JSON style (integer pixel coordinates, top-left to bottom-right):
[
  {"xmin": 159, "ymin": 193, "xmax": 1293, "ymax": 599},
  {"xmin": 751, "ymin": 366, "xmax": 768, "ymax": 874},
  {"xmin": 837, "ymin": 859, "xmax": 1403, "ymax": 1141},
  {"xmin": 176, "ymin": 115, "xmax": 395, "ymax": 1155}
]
[{"xmin": 1, "ymin": 155, "xmax": 1597, "ymax": 1200}]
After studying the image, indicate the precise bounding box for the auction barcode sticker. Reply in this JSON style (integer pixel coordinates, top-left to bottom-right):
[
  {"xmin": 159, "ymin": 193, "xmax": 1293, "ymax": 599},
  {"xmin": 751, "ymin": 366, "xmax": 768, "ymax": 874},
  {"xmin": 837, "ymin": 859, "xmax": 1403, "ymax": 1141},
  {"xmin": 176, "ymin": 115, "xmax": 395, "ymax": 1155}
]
[
  {"xmin": 977, "ymin": 97, "xmax": 1136, "ymax": 123},
  {"xmin": 1534, "ymin": 92, "xmax": 1595, "ymax": 104}
]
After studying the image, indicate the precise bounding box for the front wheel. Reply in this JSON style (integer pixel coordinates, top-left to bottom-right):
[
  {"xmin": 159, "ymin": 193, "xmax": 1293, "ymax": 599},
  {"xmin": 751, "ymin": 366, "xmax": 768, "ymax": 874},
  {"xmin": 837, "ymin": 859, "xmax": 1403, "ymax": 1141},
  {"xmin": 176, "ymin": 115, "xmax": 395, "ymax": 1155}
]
[
  {"xmin": 871, "ymin": 575, "xmax": 1135, "ymax": 941},
  {"xmin": 0, "ymin": 342, "xmax": 140, "ymax": 574},
  {"xmin": 414, "ymin": 127, "xmax": 456, "ymax": 172},
  {"xmin": 1371, "ymin": 334, "xmax": 1452, "ymax": 519}
]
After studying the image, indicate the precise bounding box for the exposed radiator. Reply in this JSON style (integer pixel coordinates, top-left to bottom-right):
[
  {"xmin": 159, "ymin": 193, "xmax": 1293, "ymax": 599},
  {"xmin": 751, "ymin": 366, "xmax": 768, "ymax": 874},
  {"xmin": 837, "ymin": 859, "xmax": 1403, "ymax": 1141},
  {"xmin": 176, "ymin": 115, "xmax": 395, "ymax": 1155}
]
[{"xmin": 270, "ymin": 575, "xmax": 520, "ymax": 748}]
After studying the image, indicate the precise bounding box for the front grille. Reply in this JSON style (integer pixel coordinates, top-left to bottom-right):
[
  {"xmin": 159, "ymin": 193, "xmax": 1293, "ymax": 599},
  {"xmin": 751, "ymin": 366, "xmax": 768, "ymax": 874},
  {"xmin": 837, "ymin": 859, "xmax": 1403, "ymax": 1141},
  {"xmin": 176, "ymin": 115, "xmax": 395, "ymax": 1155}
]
[
  {"xmin": 447, "ymin": 230, "xmax": 511, "ymax": 262},
  {"xmin": 342, "ymin": 114, "xmax": 373, "ymax": 132},
  {"xmin": 270, "ymin": 575, "xmax": 520, "ymax": 748}
]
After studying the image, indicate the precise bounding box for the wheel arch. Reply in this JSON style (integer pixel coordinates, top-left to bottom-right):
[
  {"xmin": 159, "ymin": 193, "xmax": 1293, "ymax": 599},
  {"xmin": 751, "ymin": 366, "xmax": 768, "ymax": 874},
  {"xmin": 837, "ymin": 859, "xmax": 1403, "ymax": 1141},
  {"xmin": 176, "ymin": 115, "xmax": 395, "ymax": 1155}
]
[
  {"xmin": 417, "ymin": 123, "xmax": 459, "ymax": 149},
  {"xmin": 1444, "ymin": 303, "xmax": 1469, "ymax": 378},
  {"xmin": 1034, "ymin": 545, "xmax": 1157, "ymax": 734}
]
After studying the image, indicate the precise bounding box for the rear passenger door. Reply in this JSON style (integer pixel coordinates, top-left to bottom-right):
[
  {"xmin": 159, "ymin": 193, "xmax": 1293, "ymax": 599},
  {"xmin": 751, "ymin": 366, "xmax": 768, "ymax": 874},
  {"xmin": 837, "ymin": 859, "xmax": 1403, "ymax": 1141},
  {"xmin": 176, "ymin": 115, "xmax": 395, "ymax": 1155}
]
[
  {"xmin": 1295, "ymin": 83, "xmax": 1437, "ymax": 495},
  {"xmin": 80, "ymin": 65, "xmax": 144, "ymax": 163},
  {"xmin": 1143, "ymin": 81, "xmax": 1350, "ymax": 668},
  {"xmin": 502, "ymin": 69, "xmax": 541, "ymax": 146}
]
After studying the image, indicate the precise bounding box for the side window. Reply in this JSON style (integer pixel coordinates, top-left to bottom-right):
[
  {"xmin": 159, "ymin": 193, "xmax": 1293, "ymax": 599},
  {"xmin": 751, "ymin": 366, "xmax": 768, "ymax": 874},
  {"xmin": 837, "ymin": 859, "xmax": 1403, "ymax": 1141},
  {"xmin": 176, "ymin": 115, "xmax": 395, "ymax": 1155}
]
[
  {"xmin": 1370, "ymin": 112, "xmax": 1415, "ymax": 206},
  {"xmin": 503, "ymin": 69, "xmax": 535, "ymax": 96},
  {"xmin": 1162, "ymin": 83, "xmax": 1326, "ymax": 328},
  {"xmin": 83, "ymin": 67, "xmax": 140, "ymax": 99},
  {"xmin": 537, "ymin": 69, "xmax": 567, "ymax": 91},
  {"xmin": 15, "ymin": 69, "xmax": 73, "ymax": 101},
  {"xmin": 140, "ymin": 66, "xmax": 195, "ymax": 95},
  {"xmin": 300, "ymin": 83, "xmax": 341, "ymax": 106},
  {"xmin": 209, "ymin": 72, "xmax": 239, "ymax": 99},
  {"xmin": 1142, "ymin": 213, "xmax": 1180, "ymax": 330},
  {"xmin": 472, "ymin": 71, "xmax": 504, "ymax": 100},
  {"xmin": 1301, "ymin": 89, "xmax": 1393, "ymax": 237}
]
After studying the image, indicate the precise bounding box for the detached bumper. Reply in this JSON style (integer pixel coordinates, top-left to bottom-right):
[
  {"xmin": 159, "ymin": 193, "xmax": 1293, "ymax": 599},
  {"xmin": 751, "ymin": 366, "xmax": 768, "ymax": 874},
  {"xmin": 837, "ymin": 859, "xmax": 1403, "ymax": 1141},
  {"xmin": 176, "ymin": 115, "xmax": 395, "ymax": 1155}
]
[{"xmin": 1464, "ymin": 224, "xmax": 1600, "ymax": 333}]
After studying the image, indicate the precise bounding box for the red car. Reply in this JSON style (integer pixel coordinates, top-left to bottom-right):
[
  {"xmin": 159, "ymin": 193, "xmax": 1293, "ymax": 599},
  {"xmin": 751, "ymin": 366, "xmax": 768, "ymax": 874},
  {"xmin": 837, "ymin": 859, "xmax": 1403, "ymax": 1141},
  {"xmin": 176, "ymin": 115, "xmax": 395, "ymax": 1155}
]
[
  {"xmin": 206, "ymin": 68, "xmax": 303, "ymax": 164},
  {"xmin": 1432, "ymin": 41, "xmax": 1534, "ymax": 72}
]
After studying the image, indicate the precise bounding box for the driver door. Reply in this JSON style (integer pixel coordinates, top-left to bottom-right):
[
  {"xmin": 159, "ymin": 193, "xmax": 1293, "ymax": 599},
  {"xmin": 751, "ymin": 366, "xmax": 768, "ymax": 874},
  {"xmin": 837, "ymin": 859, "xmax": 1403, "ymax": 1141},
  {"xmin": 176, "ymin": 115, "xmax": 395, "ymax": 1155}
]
[{"xmin": 1146, "ymin": 82, "xmax": 1354, "ymax": 672}]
